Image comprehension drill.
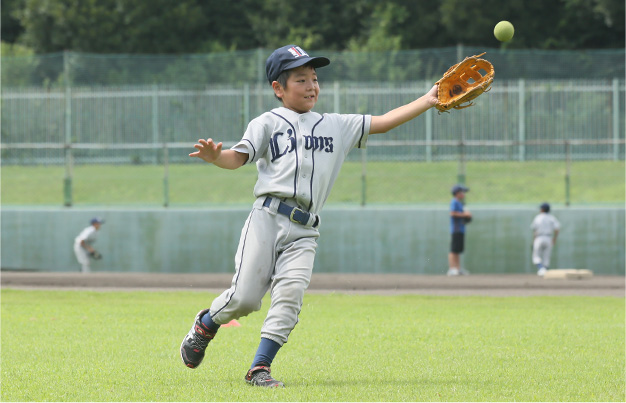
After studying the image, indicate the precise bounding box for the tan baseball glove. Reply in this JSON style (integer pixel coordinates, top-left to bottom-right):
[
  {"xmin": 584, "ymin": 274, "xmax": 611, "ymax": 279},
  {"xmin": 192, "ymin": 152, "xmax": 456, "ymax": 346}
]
[{"xmin": 435, "ymin": 52, "xmax": 494, "ymax": 113}]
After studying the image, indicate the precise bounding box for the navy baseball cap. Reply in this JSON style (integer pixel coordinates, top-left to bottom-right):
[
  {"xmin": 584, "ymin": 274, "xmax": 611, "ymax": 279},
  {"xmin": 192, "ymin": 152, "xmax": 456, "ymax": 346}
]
[
  {"xmin": 265, "ymin": 45, "xmax": 330, "ymax": 84},
  {"xmin": 90, "ymin": 217, "xmax": 105, "ymax": 224},
  {"xmin": 451, "ymin": 184, "xmax": 469, "ymax": 195},
  {"xmin": 540, "ymin": 202, "xmax": 550, "ymax": 212}
]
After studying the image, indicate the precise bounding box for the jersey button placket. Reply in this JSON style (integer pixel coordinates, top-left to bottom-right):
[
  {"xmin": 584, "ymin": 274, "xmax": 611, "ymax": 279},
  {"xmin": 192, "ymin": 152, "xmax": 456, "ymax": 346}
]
[{"xmin": 298, "ymin": 117, "xmax": 311, "ymax": 203}]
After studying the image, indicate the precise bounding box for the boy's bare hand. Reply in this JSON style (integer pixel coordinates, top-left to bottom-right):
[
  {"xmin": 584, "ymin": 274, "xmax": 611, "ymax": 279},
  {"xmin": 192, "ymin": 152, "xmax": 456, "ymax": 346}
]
[
  {"xmin": 190, "ymin": 138, "xmax": 223, "ymax": 163},
  {"xmin": 425, "ymin": 84, "xmax": 439, "ymax": 107}
]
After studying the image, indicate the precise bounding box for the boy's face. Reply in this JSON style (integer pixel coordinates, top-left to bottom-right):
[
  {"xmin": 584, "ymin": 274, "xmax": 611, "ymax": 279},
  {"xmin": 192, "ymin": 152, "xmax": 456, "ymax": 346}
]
[
  {"xmin": 272, "ymin": 65, "xmax": 319, "ymax": 113},
  {"xmin": 455, "ymin": 191, "xmax": 465, "ymax": 200}
]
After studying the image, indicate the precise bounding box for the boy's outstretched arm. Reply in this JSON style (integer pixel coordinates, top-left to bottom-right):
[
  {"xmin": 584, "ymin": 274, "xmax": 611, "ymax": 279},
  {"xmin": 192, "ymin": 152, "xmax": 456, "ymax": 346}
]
[
  {"xmin": 370, "ymin": 85, "xmax": 438, "ymax": 134},
  {"xmin": 189, "ymin": 138, "xmax": 248, "ymax": 169}
]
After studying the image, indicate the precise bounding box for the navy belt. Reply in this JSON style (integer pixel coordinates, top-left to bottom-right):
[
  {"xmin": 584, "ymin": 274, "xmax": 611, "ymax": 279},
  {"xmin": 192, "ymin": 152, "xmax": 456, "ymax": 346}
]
[{"xmin": 263, "ymin": 197, "xmax": 319, "ymax": 228}]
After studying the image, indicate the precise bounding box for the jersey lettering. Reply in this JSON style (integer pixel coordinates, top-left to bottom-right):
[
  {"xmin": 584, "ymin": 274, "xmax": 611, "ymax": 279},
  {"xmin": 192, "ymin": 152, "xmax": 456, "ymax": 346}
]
[
  {"xmin": 304, "ymin": 135, "xmax": 334, "ymax": 153},
  {"xmin": 269, "ymin": 129, "xmax": 296, "ymax": 162},
  {"xmin": 270, "ymin": 129, "xmax": 334, "ymax": 162}
]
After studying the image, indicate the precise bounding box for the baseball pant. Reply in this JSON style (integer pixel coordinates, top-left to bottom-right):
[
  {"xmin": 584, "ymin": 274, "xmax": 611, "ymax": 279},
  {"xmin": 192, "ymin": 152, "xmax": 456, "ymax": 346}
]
[
  {"xmin": 208, "ymin": 197, "xmax": 319, "ymax": 346},
  {"xmin": 73, "ymin": 243, "xmax": 91, "ymax": 273},
  {"xmin": 532, "ymin": 235, "xmax": 553, "ymax": 268}
]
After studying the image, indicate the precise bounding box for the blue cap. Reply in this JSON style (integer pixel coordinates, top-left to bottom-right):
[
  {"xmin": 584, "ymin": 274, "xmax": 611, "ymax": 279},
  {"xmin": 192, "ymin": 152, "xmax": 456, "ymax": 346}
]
[
  {"xmin": 540, "ymin": 202, "xmax": 550, "ymax": 212},
  {"xmin": 266, "ymin": 45, "xmax": 330, "ymax": 84},
  {"xmin": 90, "ymin": 217, "xmax": 105, "ymax": 225},
  {"xmin": 451, "ymin": 184, "xmax": 469, "ymax": 195}
]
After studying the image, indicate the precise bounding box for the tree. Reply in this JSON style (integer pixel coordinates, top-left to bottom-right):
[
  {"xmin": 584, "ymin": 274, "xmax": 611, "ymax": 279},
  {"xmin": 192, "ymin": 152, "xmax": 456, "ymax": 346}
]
[{"xmin": 8, "ymin": 0, "xmax": 626, "ymax": 54}]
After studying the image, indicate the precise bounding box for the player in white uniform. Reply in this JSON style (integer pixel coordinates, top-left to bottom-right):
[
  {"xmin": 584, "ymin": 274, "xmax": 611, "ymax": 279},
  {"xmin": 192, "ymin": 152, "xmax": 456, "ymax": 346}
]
[
  {"xmin": 530, "ymin": 203, "xmax": 560, "ymax": 276},
  {"xmin": 180, "ymin": 45, "xmax": 439, "ymax": 387},
  {"xmin": 73, "ymin": 217, "xmax": 104, "ymax": 273}
]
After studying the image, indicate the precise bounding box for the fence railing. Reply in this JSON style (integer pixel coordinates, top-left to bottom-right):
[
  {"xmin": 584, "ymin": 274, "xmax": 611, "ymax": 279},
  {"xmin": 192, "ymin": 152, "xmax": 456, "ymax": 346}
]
[{"xmin": 2, "ymin": 79, "xmax": 625, "ymax": 164}]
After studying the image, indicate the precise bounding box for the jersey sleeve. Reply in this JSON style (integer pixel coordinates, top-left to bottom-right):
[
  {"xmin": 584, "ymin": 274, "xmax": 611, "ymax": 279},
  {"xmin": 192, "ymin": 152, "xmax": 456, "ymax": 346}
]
[
  {"xmin": 230, "ymin": 118, "xmax": 269, "ymax": 164},
  {"xmin": 327, "ymin": 114, "xmax": 372, "ymax": 155},
  {"xmin": 552, "ymin": 216, "xmax": 561, "ymax": 230},
  {"xmin": 77, "ymin": 226, "xmax": 95, "ymax": 243}
]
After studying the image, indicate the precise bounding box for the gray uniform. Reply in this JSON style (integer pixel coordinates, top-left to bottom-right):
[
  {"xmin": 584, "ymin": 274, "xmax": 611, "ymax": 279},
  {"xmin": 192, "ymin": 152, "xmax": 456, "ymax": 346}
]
[
  {"xmin": 74, "ymin": 225, "xmax": 98, "ymax": 273},
  {"xmin": 207, "ymin": 107, "xmax": 371, "ymax": 346},
  {"xmin": 531, "ymin": 212, "xmax": 560, "ymax": 268}
]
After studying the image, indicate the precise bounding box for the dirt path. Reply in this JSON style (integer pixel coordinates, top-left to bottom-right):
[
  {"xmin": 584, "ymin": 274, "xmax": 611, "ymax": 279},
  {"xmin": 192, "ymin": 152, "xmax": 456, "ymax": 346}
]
[{"xmin": 2, "ymin": 272, "xmax": 624, "ymax": 297}]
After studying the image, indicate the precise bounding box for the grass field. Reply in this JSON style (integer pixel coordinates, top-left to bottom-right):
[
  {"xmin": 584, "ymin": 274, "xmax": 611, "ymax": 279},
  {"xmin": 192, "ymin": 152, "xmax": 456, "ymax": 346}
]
[
  {"xmin": 2, "ymin": 160, "xmax": 624, "ymax": 206},
  {"xmin": 2, "ymin": 289, "xmax": 624, "ymax": 401}
]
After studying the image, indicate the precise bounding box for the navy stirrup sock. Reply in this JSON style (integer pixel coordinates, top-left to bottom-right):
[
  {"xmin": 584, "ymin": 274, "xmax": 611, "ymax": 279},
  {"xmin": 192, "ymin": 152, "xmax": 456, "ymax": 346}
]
[
  {"xmin": 251, "ymin": 337, "xmax": 281, "ymax": 368},
  {"xmin": 200, "ymin": 312, "xmax": 221, "ymax": 333}
]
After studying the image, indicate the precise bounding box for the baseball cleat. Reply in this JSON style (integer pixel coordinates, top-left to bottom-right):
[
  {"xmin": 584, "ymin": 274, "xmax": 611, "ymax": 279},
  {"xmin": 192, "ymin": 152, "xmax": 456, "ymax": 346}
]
[
  {"xmin": 245, "ymin": 366, "xmax": 285, "ymax": 388},
  {"xmin": 537, "ymin": 267, "xmax": 547, "ymax": 276},
  {"xmin": 446, "ymin": 268, "xmax": 460, "ymax": 276},
  {"xmin": 180, "ymin": 309, "xmax": 216, "ymax": 368}
]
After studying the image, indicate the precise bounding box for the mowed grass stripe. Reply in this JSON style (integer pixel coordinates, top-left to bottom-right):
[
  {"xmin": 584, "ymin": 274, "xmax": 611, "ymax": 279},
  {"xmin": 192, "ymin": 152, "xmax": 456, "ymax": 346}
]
[
  {"xmin": 1, "ymin": 289, "xmax": 624, "ymax": 401},
  {"xmin": 2, "ymin": 160, "xmax": 624, "ymax": 206}
]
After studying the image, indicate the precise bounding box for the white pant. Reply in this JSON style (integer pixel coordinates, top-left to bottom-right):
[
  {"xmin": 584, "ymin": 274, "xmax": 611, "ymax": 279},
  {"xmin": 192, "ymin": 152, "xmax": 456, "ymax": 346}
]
[
  {"xmin": 208, "ymin": 197, "xmax": 319, "ymax": 346},
  {"xmin": 73, "ymin": 243, "xmax": 91, "ymax": 273},
  {"xmin": 532, "ymin": 235, "xmax": 553, "ymax": 268}
]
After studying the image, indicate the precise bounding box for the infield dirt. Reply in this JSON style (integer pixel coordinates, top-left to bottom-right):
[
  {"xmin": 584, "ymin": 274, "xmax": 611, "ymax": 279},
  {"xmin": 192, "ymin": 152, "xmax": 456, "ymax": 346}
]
[{"xmin": 1, "ymin": 272, "xmax": 623, "ymax": 297}]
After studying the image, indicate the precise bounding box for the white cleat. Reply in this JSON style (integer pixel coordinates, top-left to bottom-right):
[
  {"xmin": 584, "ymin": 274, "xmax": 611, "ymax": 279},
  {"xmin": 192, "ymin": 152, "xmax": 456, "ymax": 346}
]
[
  {"xmin": 447, "ymin": 268, "xmax": 460, "ymax": 276},
  {"xmin": 537, "ymin": 267, "xmax": 547, "ymax": 276}
]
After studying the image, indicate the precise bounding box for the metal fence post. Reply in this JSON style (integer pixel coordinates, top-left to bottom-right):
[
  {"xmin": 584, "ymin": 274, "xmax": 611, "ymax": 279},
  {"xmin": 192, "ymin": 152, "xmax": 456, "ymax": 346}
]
[
  {"xmin": 360, "ymin": 148, "xmax": 367, "ymax": 206},
  {"xmin": 613, "ymin": 78, "xmax": 619, "ymax": 161},
  {"xmin": 152, "ymin": 84, "xmax": 159, "ymax": 164},
  {"xmin": 63, "ymin": 50, "xmax": 73, "ymax": 207},
  {"xmin": 243, "ymin": 82, "xmax": 250, "ymax": 133},
  {"xmin": 333, "ymin": 81, "xmax": 340, "ymax": 113},
  {"xmin": 256, "ymin": 48, "xmax": 265, "ymax": 84},
  {"xmin": 518, "ymin": 79, "xmax": 526, "ymax": 162},
  {"xmin": 565, "ymin": 140, "xmax": 571, "ymax": 206},
  {"xmin": 425, "ymin": 81, "xmax": 433, "ymax": 162},
  {"xmin": 163, "ymin": 142, "xmax": 169, "ymax": 207},
  {"xmin": 457, "ymin": 140, "xmax": 466, "ymax": 186}
]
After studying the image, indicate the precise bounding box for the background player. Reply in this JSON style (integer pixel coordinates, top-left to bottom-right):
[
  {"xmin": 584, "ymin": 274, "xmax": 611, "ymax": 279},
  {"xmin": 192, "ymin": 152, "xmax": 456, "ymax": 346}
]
[
  {"xmin": 73, "ymin": 217, "xmax": 104, "ymax": 273},
  {"xmin": 531, "ymin": 202, "xmax": 560, "ymax": 276},
  {"xmin": 448, "ymin": 184, "xmax": 471, "ymax": 276},
  {"xmin": 180, "ymin": 44, "xmax": 439, "ymax": 388}
]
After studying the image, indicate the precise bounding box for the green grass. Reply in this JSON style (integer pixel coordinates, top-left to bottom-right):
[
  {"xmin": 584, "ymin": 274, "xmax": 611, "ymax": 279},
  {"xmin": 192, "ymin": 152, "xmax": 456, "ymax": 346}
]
[
  {"xmin": 2, "ymin": 289, "xmax": 624, "ymax": 401},
  {"xmin": 1, "ymin": 160, "xmax": 624, "ymax": 206}
]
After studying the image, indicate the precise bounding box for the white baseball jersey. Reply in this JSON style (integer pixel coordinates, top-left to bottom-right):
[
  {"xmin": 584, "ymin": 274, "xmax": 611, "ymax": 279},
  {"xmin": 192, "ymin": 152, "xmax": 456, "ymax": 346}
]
[
  {"xmin": 74, "ymin": 225, "xmax": 98, "ymax": 273},
  {"xmin": 231, "ymin": 106, "xmax": 372, "ymax": 214},
  {"xmin": 74, "ymin": 225, "xmax": 99, "ymax": 247},
  {"xmin": 530, "ymin": 213, "xmax": 560, "ymax": 237},
  {"xmin": 206, "ymin": 107, "xmax": 371, "ymax": 345}
]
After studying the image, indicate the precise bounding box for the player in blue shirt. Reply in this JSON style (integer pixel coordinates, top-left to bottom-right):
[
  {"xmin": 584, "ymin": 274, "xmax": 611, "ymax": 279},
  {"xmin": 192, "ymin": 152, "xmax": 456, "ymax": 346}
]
[{"xmin": 448, "ymin": 185, "xmax": 472, "ymax": 276}]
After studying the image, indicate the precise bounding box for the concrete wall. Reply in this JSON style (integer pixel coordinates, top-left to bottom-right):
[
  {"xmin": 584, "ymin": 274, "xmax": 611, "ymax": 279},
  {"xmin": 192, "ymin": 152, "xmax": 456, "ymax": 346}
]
[{"xmin": 2, "ymin": 207, "xmax": 624, "ymax": 275}]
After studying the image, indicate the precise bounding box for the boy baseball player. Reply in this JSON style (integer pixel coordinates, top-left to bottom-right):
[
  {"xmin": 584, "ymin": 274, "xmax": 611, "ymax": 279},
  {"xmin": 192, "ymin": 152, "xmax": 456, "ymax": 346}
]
[
  {"xmin": 73, "ymin": 217, "xmax": 104, "ymax": 273},
  {"xmin": 448, "ymin": 184, "xmax": 471, "ymax": 276},
  {"xmin": 180, "ymin": 45, "xmax": 438, "ymax": 387},
  {"xmin": 531, "ymin": 202, "xmax": 560, "ymax": 276}
]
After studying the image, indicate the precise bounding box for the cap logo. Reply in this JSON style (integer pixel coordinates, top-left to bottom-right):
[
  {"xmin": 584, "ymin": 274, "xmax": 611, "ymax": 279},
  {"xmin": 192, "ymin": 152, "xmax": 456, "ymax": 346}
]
[{"xmin": 288, "ymin": 46, "xmax": 309, "ymax": 58}]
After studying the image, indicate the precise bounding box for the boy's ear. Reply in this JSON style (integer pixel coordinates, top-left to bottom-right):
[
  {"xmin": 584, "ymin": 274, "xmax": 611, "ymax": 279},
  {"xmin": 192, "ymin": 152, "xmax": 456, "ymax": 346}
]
[{"xmin": 272, "ymin": 81, "xmax": 284, "ymax": 98}]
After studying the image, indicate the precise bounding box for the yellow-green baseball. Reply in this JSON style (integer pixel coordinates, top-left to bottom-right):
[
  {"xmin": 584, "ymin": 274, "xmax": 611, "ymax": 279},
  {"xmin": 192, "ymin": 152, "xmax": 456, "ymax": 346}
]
[{"xmin": 494, "ymin": 21, "xmax": 514, "ymax": 42}]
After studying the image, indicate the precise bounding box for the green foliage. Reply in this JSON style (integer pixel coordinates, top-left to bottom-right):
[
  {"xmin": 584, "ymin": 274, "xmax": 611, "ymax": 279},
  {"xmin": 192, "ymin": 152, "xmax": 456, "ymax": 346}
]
[
  {"xmin": 4, "ymin": 0, "xmax": 624, "ymax": 54},
  {"xmin": 1, "ymin": 290, "xmax": 624, "ymax": 401}
]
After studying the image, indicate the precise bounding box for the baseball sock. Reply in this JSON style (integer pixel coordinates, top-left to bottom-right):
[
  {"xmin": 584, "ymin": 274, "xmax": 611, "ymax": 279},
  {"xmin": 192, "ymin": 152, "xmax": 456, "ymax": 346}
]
[
  {"xmin": 251, "ymin": 337, "xmax": 281, "ymax": 368},
  {"xmin": 200, "ymin": 312, "xmax": 221, "ymax": 333}
]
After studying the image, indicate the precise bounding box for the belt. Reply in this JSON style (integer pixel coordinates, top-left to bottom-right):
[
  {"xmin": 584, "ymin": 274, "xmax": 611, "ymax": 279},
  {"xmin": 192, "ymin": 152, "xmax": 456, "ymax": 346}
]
[{"xmin": 263, "ymin": 197, "xmax": 319, "ymax": 228}]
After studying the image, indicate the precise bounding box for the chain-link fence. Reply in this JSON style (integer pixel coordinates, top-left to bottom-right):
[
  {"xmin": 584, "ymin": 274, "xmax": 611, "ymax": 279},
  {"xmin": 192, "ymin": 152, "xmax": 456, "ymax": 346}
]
[{"xmin": 1, "ymin": 47, "xmax": 624, "ymax": 206}]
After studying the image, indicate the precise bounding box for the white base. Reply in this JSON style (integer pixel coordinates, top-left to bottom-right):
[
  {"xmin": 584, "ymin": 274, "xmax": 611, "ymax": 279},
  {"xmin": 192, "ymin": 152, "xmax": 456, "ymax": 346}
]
[{"xmin": 543, "ymin": 269, "xmax": 593, "ymax": 280}]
